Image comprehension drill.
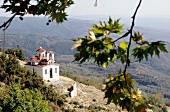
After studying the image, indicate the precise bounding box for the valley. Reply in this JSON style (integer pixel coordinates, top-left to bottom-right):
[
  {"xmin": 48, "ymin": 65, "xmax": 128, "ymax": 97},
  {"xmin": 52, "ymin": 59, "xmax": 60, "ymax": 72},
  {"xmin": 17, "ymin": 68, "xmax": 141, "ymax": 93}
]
[{"xmin": 0, "ymin": 17, "xmax": 170, "ymax": 98}]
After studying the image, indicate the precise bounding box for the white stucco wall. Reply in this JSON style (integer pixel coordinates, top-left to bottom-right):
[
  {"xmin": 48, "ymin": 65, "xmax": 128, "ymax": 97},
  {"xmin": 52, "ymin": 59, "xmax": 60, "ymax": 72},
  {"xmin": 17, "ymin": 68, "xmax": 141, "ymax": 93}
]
[
  {"xmin": 42, "ymin": 64, "xmax": 59, "ymax": 80},
  {"xmin": 52, "ymin": 54, "xmax": 54, "ymax": 61},
  {"xmin": 25, "ymin": 65, "xmax": 43, "ymax": 77},
  {"xmin": 25, "ymin": 64, "xmax": 59, "ymax": 81},
  {"xmin": 46, "ymin": 53, "xmax": 49, "ymax": 60},
  {"xmin": 39, "ymin": 52, "xmax": 45, "ymax": 57}
]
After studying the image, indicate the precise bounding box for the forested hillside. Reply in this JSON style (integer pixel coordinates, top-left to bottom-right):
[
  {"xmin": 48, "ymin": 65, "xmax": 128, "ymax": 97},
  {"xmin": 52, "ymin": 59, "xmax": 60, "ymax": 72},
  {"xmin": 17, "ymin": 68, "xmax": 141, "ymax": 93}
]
[
  {"xmin": 0, "ymin": 17, "xmax": 93, "ymax": 37},
  {"xmin": 0, "ymin": 17, "xmax": 170, "ymax": 57},
  {"xmin": 0, "ymin": 18, "xmax": 169, "ymax": 57},
  {"xmin": 0, "ymin": 17, "xmax": 170, "ymax": 99},
  {"xmin": 0, "ymin": 17, "xmax": 94, "ymax": 57},
  {"xmin": 56, "ymin": 45, "xmax": 170, "ymax": 99}
]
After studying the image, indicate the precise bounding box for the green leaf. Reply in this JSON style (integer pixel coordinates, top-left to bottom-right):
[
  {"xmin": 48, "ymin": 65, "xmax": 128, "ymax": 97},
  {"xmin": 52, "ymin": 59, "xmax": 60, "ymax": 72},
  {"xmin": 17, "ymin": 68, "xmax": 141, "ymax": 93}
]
[
  {"xmin": 102, "ymin": 62, "xmax": 108, "ymax": 68},
  {"xmin": 89, "ymin": 30, "xmax": 96, "ymax": 40},
  {"xmin": 73, "ymin": 39, "xmax": 82, "ymax": 44},
  {"xmin": 155, "ymin": 47, "xmax": 160, "ymax": 57},
  {"xmin": 132, "ymin": 31, "xmax": 143, "ymax": 42},
  {"xmin": 109, "ymin": 49, "xmax": 117, "ymax": 61},
  {"xmin": 120, "ymin": 41, "xmax": 127, "ymax": 51},
  {"xmin": 71, "ymin": 43, "xmax": 81, "ymax": 49},
  {"xmin": 158, "ymin": 43, "xmax": 168, "ymax": 53},
  {"xmin": 92, "ymin": 29, "xmax": 104, "ymax": 34},
  {"xmin": 108, "ymin": 16, "xmax": 113, "ymax": 25},
  {"xmin": 107, "ymin": 44, "xmax": 113, "ymax": 49}
]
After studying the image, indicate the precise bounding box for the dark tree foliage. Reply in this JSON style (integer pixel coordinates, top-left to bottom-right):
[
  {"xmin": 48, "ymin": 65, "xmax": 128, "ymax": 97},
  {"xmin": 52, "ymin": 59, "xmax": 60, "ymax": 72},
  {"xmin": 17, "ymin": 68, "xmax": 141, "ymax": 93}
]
[
  {"xmin": 0, "ymin": 0, "xmax": 74, "ymax": 30},
  {"xmin": 5, "ymin": 48, "xmax": 25, "ymax": 61},
  {"xmin": 0, "ymin": 53, "xmax": 59, "ymax": 102},
  {"xmin": 0, "ymin": 0, "xmax": 169, "ymax": 111},
  {"xmin": 0, "ymin": 85, "xmax": 50, "ymax": 112}
]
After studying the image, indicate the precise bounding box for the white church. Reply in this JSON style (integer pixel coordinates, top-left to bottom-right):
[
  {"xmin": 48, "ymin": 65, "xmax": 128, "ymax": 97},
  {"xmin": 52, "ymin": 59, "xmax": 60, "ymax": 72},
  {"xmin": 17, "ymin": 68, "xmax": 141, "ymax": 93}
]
[{"xmin": 25, "ymin": 47, "xmax": 59, "ymax": 81}]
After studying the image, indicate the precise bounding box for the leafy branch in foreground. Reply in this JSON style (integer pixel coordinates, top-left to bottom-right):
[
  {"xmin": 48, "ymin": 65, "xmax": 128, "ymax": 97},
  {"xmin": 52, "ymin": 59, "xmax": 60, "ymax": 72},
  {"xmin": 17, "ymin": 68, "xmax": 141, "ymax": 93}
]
[
  {"xmin": 0, "ymin": 0, "xmax": 74, "ymax": 30},
  {"xmin": 72, "ymin": 0, "xmax": 168, "ymax": 111}
]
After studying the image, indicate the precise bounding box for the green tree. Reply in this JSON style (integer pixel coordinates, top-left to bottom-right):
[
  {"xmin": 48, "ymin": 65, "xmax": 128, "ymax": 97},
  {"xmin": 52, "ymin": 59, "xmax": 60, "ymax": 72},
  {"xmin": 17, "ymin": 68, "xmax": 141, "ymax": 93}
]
[
  {"xmin": 0, "ymin": 52, "xmax": 65, "ymax": 112},
  {"xmin": 146, "ymin": 93, "xmax": 167, "ymax": 112},
  {"xmin": 0, "ymin": 0, "xmax": 74, "ymax": 30},
  {"xmin": 0, "ymin": 84, "xmax": 50, "ymax": 112},
  {"xmin": 5, "ymin": 48, "xmax": 25, "ymax": 61},
  {"xmin": 0, "ymin": 53, "xmax": 59, "ymax": 102},
  {"xmin": 0, "ymin": 0, "xmax": 168, "ymax": 111},
  {"xmin": 72, "ymin": 0, "xmax": 168, "ymax": 111}
]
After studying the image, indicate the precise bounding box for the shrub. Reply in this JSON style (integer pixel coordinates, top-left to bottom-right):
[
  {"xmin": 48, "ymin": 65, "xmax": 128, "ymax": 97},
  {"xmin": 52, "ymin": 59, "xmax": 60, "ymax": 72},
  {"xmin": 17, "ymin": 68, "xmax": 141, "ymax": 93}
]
[
  {"xmin": 0, "ymin": 53, "xmax": 64, "ymax": 111},
  {"xmin": 5, "ymin": 48, "xmax": 25, "ymax": 61},
  {"xmin": 79, "ymin": 105, "xmax": 84, "ymax": 109},
  {"xmin": 92, "ymin": 99, "xmax": 96, "ymax": 102},
  {"xmin": 0, "ymin": 85, "xmax": 50, "ymax": 112},
  {"xmin": 73, "ymin": 101, "xmax": 79, "ymax": 105}
]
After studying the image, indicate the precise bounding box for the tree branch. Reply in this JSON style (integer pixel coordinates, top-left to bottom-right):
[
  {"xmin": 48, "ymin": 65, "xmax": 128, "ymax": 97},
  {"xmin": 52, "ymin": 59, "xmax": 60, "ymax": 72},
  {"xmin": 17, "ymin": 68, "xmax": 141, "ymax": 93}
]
[
  {"xmin": 112, "ymin": 31, "xmax": 130, "ymax": 44},
  {"xmin": 94, "ymin": 0, "xmax": 98, "ymax": 7},
  {"xmin": 123, "ymin": 0, "xmax": 142, "ymax": 93},
  {"xmin": 0, "ymin": 13, "xmax": 17, "ymax": 30}
]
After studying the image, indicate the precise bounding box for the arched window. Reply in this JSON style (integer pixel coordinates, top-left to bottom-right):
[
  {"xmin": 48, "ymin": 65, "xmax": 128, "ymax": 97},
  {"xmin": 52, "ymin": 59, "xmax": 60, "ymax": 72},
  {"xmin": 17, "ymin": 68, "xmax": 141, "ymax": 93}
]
[
  {"xmin": 49, "ymin": 53, "xmax": 52, "ymax": 58},
  {"xmin": 50, "ymin": 68, "xmax": 53, "ymax": 78}
]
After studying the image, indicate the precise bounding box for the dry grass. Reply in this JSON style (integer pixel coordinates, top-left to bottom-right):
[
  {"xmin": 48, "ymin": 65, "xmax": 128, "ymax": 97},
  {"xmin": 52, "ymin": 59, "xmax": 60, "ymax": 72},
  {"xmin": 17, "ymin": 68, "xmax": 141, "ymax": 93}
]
[{"xmin": 62, "ymin": 72, "xmax": 103, "ymax": 89}]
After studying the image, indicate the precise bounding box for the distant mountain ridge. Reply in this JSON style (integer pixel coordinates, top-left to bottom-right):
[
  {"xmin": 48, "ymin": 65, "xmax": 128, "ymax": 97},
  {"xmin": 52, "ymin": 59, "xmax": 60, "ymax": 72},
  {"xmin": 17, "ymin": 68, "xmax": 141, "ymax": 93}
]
[
  {"xmin": 0, "ymin": 17, "xmax": 170, "ymax": 98},
  {"xmin": 0, "ymin": 17, "xmax": 170, "ymax": 41},
  {"xmin": 56, "ymin": 43, "xmax": 170, "ymax": 98},
  {"xmin": 0, "ymin": 17, "xmax": 169, "ymax": 57},
  {"xmin": 0, "ymin": 17, "xmax": 93, "ymax": 38}
]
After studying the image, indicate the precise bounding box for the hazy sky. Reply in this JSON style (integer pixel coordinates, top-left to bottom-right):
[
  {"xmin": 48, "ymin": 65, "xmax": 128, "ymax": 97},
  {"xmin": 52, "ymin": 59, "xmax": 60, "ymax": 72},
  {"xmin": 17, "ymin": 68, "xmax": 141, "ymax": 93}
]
[{"xmin": 0, "ymin": 0, "xmax": 170, "ymax": 18}]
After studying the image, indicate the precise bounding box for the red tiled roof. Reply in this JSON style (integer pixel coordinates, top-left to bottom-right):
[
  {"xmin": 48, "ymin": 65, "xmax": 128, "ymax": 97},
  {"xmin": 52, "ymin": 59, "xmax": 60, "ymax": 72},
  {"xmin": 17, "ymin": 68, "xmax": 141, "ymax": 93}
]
[
  {"xmin": 25, "ymin": 62, "xmax": 60, "ymax": 67},
  {"xmin": 47, "ymin": 50, "xmax": 55, "ymax": 54},
  {"xmin": 30, "ymin": 56, "xmax": 40, "ymax": 62},
  {"xmin": 36, "ymin": 47, "xmax": 46, "ymax": 52},
  {"xmin": 30, "ymin": 56, "xmax": 52, "ymax": 63},
  {"xmin": 28, "ymin": 47, "xmax": 57, "ymax": 66},
  {"xmin": 41, "ymin": 59, "xmax": 48, "ymax": 62},
  {"xmin": 30, "ymin": 56, "xmax": 35, "ymax": 59}
]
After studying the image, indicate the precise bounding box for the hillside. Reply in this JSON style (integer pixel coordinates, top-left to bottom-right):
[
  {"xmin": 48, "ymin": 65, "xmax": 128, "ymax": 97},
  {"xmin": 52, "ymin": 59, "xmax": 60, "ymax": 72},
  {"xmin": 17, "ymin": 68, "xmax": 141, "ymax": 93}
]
[
  {"xmin": 0, "ymin": 17, "xmax": 170, "ymax": 57},
  {"xmin": 1, "ymin": 17, "xmax": 170, "ymax": 41},
  {"xmin": 0, "ymin": 17, "xmax": 170, "ymax": 98},
  {"xmin": 0, "ymin": 17, "xmax": 93, "ymax": 37},
  {"xmin": 56, "ymin": 43, "xmax": 170, "ymax": 98},
  {"xmin": 46, "ymin": 76, "xmax": 119, "ymax": 112},
  {"xmin": 0, "ymin": 17, "xmax": 94, "ymax": 57}
]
